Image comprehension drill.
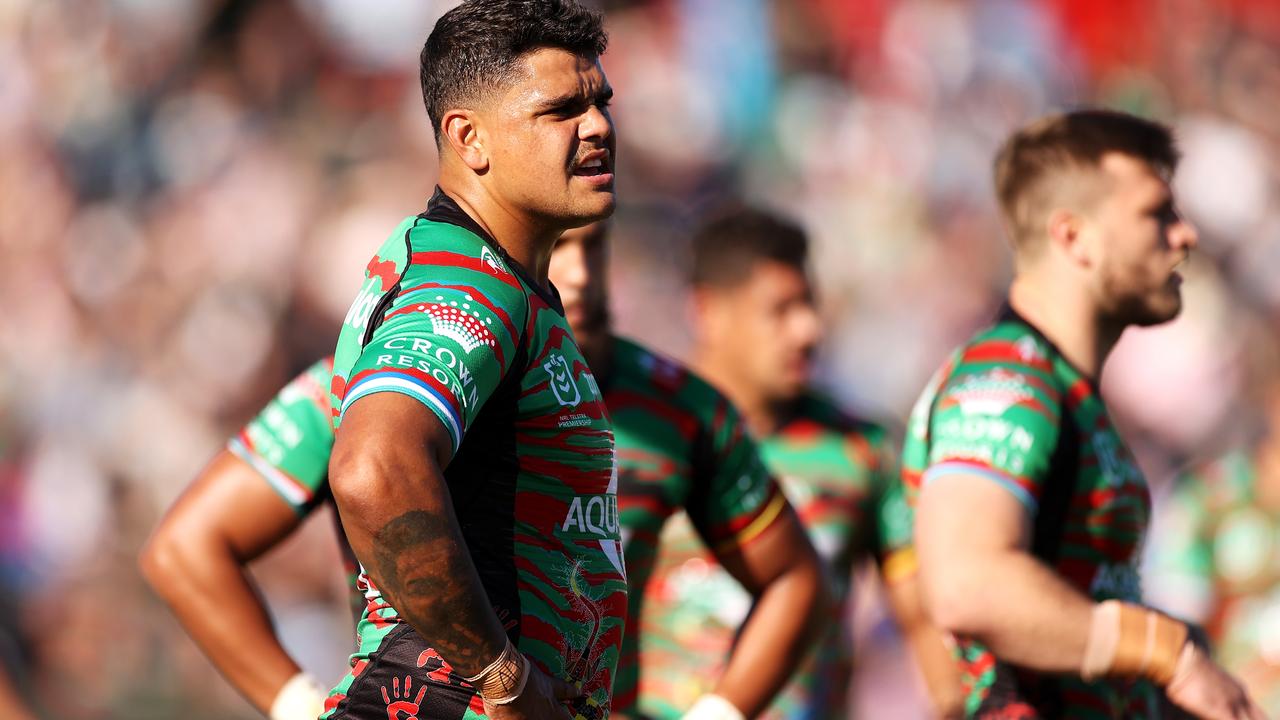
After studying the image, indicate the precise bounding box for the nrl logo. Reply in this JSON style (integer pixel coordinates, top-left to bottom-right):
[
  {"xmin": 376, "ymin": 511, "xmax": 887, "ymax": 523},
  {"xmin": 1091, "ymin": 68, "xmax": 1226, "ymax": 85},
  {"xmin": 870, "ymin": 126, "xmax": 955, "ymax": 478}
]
[
  {"xmin": 480, "ymin": 245, "xmax": 506, "ymax": 275},
  {"xmin": 544, "ymin": 352, "xmax": 581, "ymax": 407}
]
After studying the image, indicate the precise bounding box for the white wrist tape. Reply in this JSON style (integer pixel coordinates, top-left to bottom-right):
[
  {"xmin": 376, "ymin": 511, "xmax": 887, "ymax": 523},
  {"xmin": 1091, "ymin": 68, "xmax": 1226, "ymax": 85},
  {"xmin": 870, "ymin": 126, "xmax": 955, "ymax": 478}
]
[
  {"xmin": 682, "ymin": 694, "xmax": 746, "ymax": 720},
  {"xmin": 462, "ymin": 639, "xmax": 530, "ymax": 705},
  {"xmin": 269, "ymin": 672, "xmax": 328, "ymax": 720}
]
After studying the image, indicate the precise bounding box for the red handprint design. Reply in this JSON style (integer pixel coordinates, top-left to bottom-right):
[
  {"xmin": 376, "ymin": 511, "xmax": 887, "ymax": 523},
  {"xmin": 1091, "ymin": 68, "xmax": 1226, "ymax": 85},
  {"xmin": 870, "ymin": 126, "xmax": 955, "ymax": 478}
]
[{"xmin": 381, "ymin": 674, "xmax": 427, "ymax": 720}]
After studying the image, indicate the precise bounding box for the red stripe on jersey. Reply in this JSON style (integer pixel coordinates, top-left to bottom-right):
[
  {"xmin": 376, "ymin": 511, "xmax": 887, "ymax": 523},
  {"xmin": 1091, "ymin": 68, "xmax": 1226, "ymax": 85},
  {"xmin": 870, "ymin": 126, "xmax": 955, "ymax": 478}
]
[
  {"xmin": 1064, "ymin": 377, "xmax": 1092, "ymax": 410},
  {"xmin": 411, "ymin": 250, "xmax": 524, "ymax": 293},
  {"xmin": 397, "ymin": 280, "xmax": 519, "ymax": 353},
  {"xmin": 602, "ymin": 388, "xmax": 699, "ymax": 438},
  {"xmin": 961, "ymin": 339, "xmax": 1054, "ymax": 372},
  {"xmin": 366, "ymin": 255, "xmax": 400, "ymax": 293}
]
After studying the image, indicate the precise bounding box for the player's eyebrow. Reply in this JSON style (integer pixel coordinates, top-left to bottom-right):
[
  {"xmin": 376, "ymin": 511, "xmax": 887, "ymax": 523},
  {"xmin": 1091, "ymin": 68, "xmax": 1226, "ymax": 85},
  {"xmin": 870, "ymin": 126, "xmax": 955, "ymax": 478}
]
[{"xmin": 536, "ymin": 86, "xmax": 613, "ymax": 114}]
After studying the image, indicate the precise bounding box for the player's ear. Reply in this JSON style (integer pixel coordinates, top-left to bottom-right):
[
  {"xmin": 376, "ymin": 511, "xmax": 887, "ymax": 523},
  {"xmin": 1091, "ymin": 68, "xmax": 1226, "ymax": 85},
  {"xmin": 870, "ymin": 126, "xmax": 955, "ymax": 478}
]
[
  {"xmin": 1046, "ymin": 208, "xmax": 1091, "ymax": 268},
  {"xmin": 441, "ymin": 108, "xmax": 489, "ymax": 172},
  {"xmin": 688, "ymin": 287, "xmax": 723, "ymax": 341}
]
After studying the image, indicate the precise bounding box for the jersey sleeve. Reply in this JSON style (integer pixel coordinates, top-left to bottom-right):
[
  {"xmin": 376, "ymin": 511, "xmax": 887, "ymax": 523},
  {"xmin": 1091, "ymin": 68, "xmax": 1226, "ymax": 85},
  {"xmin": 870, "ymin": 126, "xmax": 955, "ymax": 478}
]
[
  {"xmin": 867, "ymin": 434, "xmax": 918, "ymax": 583},
  {"xmin": 922, "ymin": 364, "xmax": 1063, "ymax": 514},
  {"xmin": 685, "ymin": 394, "xmax": 788, "ymax": 555},
  {"xmin": 227, "ymin": 357, "xmax": 336, "ymax": 515},
  {"xmin": 338, "ymin": 228, "xmax": 528, "ymax": 457}
]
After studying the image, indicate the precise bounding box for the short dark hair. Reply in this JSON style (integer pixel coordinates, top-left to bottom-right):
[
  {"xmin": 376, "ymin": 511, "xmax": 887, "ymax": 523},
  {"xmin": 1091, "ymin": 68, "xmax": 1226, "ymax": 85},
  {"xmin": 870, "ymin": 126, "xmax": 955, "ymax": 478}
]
[
  {"xmin": 420, "ymin": 0, "xmax": 608, "ymax": 140},
  {"xmin": 994, "ymin": 109, "xmax": 1179, "ymax": 246},
  {"xmin": 690, "ymin": 206, "xmax": 810, "ymax": 289}
]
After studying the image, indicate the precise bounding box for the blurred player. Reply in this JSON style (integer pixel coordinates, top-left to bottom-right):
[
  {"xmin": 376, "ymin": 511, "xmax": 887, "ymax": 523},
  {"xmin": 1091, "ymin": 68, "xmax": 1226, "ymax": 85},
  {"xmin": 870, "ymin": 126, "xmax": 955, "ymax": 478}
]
[
  {"xmin": 325, "ymin": 1, "xmax": 622, "ymax": 718},
  {"xmin": 637, "ymin": 208, "xmax": 962, "ymax": 720},
  {"xmin": 140, "ymin": 220, "xmax": 827, "ymax": 720},
  {"xmin": 140, "ymin": 359, "xmax": 340, "ymax": 720},
  {"xmin": 903, "ymin": 109, "xmax": 1264, "ymax": 719},
  {"xmin": 1148, "ymin": 375, "xmax": 1280, "ymax": 717},
  {"xmin": 551, "ymin": 223, "xmax": 826, "ymax": 720}
]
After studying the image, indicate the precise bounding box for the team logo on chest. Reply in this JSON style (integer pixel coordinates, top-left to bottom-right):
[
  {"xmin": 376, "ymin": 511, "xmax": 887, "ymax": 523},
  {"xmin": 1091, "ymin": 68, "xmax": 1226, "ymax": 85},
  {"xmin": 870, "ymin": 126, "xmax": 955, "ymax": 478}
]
[{"xmin": 544, "ymin": 352, "xmax": 582, "ymax": 407}]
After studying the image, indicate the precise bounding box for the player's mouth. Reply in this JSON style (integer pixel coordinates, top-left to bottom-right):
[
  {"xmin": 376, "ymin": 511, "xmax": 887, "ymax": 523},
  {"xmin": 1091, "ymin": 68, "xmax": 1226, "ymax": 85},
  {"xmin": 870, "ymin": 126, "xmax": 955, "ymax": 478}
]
[{"xmin": 572, "ymin": 150, "xmax": 613, "ymax": 187}]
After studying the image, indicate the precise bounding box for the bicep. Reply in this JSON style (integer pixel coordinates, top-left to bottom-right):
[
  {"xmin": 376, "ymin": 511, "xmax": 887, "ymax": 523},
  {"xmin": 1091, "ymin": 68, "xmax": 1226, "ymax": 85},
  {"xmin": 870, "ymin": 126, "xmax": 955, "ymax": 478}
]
[
  {"xmin": 329, "ymin": 391, "xmax": 456, "ymax": 524},
  {"xmin": 713, "ymin": 503, "xmax": 815, "ymax": 595},
  {"xmin": 156, "ymin": 450, "xmax": 305, "ymax": 561},
  {"xmin": 918, "ymin": 473, "xmax": 1031, "ymax": 558}
]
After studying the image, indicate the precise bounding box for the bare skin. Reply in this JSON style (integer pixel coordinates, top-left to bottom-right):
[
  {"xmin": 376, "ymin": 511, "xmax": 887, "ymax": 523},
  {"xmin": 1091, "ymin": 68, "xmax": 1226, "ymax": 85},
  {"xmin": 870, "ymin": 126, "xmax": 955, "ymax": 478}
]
[
  {"xmin": 690, "ymin": 255, "xmax": 961, "ymax": 717},
  {"xmin": 918, "ymin": 152, "xmax": 1264, "ymax": 720},
  {"xmin": 0, "ymin": 665, "xmax": 37, "ymax": 720},
  {"xmin": 553, "ymin": 226, "xmax": 828, "ymax": 717},
  {"xmin": 139, "ymin": 451, "xmax": 311, "ymax": 714}
]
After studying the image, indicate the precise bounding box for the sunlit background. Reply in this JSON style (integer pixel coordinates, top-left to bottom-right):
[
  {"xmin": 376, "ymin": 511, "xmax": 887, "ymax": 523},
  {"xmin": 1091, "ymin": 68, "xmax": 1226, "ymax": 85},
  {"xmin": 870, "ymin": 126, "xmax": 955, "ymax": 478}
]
[{"xmin": 1, "ymin": 0, "xmax": 1279, "ymax": 717}]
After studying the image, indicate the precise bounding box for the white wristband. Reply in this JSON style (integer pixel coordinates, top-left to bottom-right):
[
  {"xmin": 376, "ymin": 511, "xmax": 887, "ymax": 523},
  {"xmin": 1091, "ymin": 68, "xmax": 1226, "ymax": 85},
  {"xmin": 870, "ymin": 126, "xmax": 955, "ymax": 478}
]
[
  {"xmin": 269, "ymin": 672, "xmax": 328, "ymax": 720},
  {"xmin": 682, "ymin": 694, "xmax": 746, "ymax": 720}
]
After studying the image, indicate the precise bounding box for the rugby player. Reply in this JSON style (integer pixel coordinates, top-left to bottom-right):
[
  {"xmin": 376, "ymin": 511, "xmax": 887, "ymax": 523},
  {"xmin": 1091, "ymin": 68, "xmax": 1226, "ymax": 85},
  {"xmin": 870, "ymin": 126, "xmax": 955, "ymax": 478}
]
[
  {"xmin": 324, "ymin": 2, "xmax": 623, "ymax": 718},
  {"xmin": 637, "ymin": 208, "xmax": 962, "ymax": 720},
  {"xmin": 1148, "ymin": 374, "xmax": 1280, "ymax": 717},
  {"xmin": 139, "ymin": 359, "xmax": 341, "ymax": 720},
  {"xmin": 139, "ymin": 219, "xmax": 827, "ymax": 720},
  {"xmin": 553, "ymin": 223, "xmax": 826, "ymax": 720},
  {"xmin": 903, "ymin": 110, "xmax": 1265, "ymax": 719}
]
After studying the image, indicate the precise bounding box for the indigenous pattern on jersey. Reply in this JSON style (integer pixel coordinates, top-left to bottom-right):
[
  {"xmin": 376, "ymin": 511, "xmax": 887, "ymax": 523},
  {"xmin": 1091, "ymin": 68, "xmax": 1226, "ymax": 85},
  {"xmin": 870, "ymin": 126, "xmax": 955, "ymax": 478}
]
[
  {"xmin": 229, "ymin": 357, "xmax": 336, "ymax": 515},
  {"xmin": 637, "ymin": 394, "xmax": 908, "ymax": 720},
  {"xmin": 323, "ymin": 190, "xmax": 623, "ymax": 720},
  {"xmin": 1147, "ymin": 451, "xmax": 1280, "ymax": 716},
  {"xmin": 901, "ymin": 306, "xmax": 1157, "ymax": 719},
  {"xmin": 603, "ymin": 337, "xmax": 786, "ymax": 715}
]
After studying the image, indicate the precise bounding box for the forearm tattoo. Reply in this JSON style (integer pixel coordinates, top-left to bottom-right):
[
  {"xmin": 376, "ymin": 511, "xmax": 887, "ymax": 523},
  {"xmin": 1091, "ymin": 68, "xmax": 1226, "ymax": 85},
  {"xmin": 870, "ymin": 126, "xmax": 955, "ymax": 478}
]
[{"xmin": 367, "ymin": 509, "xmax": 506, "ymax": 675}]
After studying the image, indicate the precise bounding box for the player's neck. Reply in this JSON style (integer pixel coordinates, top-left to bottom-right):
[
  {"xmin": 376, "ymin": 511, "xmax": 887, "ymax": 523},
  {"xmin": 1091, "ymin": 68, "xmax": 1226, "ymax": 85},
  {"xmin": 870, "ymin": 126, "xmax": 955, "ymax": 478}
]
[
  {"xmin": 438, "ymin": 174, "xmax": 562, "ymax": 284},
  {"xmin": 692, "ymin": 348, "xmax": 785, "ymax": 437},
  {"xmin": 1008, "ymin": 274, "xmax": 1118, "ymax": 380}
]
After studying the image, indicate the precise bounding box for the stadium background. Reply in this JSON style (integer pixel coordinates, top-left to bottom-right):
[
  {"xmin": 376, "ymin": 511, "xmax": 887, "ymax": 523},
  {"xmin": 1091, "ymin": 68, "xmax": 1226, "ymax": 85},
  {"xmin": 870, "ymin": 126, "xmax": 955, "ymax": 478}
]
[{"xmin": 0, "ymin": 0, "xmax": 1278, "ymax": 717}]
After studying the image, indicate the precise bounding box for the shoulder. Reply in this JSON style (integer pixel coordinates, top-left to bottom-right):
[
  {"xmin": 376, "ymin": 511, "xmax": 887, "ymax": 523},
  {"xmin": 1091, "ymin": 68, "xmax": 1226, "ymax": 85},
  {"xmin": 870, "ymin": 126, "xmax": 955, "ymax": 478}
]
[
  {"xmin": 793, "ymin": 392, "xmax": 890, "ymax": 446},
  {"xmin": 933, "ymin": 321, "xmax": 1065, "ymax": 422},
  {"xmin": 396, "ymin": 220, "xmax": 533, "ymax": 330},
  {"xmin": 609, "ymin": 337, "xmax": 728, "ymax": 423}
]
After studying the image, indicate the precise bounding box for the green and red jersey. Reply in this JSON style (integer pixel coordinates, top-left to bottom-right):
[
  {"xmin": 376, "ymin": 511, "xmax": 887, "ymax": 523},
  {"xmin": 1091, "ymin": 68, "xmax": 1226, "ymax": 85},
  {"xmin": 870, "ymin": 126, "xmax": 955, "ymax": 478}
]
[
  {"xmin": 227, "ymin": 356, "xmax": 362, "ymax": 599},
  {"xmin": 1147, "ymin": 451, "xmax": 1280, "ymax": 716},
  {"xmin": 901, "ymin": 306, "xmax": 1157, "ymax": 719},
  {"xmin": 221, "ymin": 342, "xmax": 785, "ymax": 718},
  {"xmin": 636, "ymin": 393, "xmax": 909, "ymax": 720},
  {"xmin": 228, "ymin": 357, "xmax": 336, "ymax": 515},
  {"xmin": 324, "ymin": 191, "xmax": 624, "ymax": 720},
  {"xmin": 603, "ymin": 337, "xmax": 787, "ymax": 715}
]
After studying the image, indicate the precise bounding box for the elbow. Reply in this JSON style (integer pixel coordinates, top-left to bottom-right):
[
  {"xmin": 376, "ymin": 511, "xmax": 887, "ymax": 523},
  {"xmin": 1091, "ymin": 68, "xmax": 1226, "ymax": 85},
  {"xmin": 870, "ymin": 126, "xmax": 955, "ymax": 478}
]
[
  {"xmin": 795, "ymin": 549, "xmax": 833, "ymax": 642},
  {"xmin": 138, "ymin": 525, "xmax": 187, "ymax": 599},
  {"xmin": 328, "ymin": 438, "xmax": 386, "ymax": 522},
  {"xmin": 921, "ymin": 564, "xmax": 990, "ymax": 638}
]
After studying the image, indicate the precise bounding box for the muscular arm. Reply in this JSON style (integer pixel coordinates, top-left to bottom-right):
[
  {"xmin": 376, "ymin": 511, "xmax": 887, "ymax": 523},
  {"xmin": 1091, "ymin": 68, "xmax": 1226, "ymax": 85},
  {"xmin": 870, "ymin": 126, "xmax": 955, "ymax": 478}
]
[
  {"xmin": 708, "ymin": 507, "xmax": 827, "ymax": 718},
  {"xmin": 327, "ymin": 392, "xmax": 508, "ymax": 676},
  {"xmin": 915, "ymin": 474, "xmax": 1093, "ymax": 670},
  {"xmin": 880, "ymin": 569, "xmax": 963, "ymax": 719},
  {"xmin": 139, "ymin": 451, "xmax": 309, "ymax": 714}
]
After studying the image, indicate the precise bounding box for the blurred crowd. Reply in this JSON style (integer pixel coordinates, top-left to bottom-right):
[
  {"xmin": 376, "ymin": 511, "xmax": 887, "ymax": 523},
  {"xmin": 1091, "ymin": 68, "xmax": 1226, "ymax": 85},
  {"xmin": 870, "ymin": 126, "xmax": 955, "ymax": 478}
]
[{"xmin": 1, "ymin": 0, "xmax": 1278, "ymax": 717}]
